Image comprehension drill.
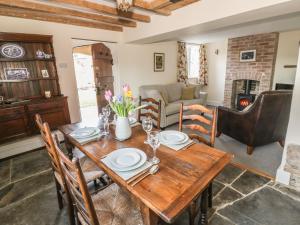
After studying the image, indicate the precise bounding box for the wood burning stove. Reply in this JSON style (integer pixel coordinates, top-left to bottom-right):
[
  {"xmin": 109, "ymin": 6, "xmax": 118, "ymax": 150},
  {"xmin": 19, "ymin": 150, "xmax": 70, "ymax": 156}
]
[{"xmin": 236, "ymin": 80, "xmax": 256, "ymax": 111}]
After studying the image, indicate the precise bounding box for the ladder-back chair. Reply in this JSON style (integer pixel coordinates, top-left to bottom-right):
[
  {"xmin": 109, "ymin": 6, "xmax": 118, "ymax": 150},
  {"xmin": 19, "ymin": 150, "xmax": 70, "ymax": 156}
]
[
  {"xmin": 179, "ymin": 103, "xmax": 217, "ymax": 147},
  {"xmin": 138, "ymin": 96, "xmax": 162, "ymax": 128},
  {"xmin": 56, "ymin": 143, "xmax": 145, "ymax": 225}
]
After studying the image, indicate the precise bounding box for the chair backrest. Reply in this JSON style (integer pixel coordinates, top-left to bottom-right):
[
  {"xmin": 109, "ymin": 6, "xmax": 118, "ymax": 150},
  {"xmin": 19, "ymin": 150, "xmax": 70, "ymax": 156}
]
[
  {"xmin": 138, "ymin": 96, "xmax": 162, "ymax": 128},
  {"xmin": 250, "ymin": 90, "xmax": 292, "ymax": 143},
  {"xmin": 55, "ymin": 141, "xmax": 99, "ymax": 225},
  {"xmin": 179, "ymin": 104, "xmax": 217, "ymax": 147},
  {"xmin": 35, "ymin": 114, "xmax": 63, "ymax": 178}
]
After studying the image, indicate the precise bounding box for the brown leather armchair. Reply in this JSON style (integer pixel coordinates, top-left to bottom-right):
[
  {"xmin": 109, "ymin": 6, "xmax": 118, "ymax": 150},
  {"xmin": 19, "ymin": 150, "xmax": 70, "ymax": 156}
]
[{"xmin": 216, "ymin": 91, "xmax": 292, "ymax": 155}]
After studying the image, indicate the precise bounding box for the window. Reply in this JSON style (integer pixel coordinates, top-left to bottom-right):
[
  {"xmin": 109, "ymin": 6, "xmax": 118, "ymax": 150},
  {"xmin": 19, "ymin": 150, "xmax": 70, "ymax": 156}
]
[{"xmin": 187, "ymin": 44, "xmax": 200, "ymax": 79}]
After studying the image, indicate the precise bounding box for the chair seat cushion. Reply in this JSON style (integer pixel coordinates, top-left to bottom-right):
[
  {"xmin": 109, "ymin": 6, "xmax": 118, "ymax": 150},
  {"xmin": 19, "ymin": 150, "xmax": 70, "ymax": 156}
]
[{"xmin": 78, "ymin": 183, "xmax": 144, "ymax": 225}]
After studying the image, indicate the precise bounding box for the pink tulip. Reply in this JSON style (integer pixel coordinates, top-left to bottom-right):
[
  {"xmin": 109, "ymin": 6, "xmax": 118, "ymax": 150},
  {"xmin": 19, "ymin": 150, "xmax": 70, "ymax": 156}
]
[
  {"xmin": 122, "ymin": 84, "xmax": 130, "ymax": 93},
  {"xmin": 104, "ymin": 90, "xmax": 112, "ymax": 101}
]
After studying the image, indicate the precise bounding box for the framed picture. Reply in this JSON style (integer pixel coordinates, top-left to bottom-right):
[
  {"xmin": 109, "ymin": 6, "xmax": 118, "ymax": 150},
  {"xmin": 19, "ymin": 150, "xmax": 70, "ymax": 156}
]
[
  {"xmin": 41, "ymin": 69, "xmax": 49, "ymax": 78},
  {"xmin": 240, "ymin": 50, "xmax": 256, "ymax": 62},
  {"xmin": 154, "ymin": 53, "xmax": 165, "ymax": 72},
  {"xmin": 5, "ymin": 68, "xmax": 29, "ymax": 80}
]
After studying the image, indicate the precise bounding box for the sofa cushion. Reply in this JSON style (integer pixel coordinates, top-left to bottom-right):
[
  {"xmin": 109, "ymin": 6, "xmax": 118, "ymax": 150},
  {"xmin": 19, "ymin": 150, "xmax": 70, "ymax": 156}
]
[
  {"xmin": 187, "ymin": 84, "xmax": 203, "ymax": 98},
  {"xmin": 140, "ymin": 85, "xmax": 168, "ymax": 104},
  {"xmin": 181, "ymin": 87, "xmax": 195, "ymax": 100},
  {"xmin": 165, "ymin": 83, "xmax": 184, "ymax": 102},
  {"xmin": 144, "ymin": 89, "xmax": 167, "ymax": 104},
  {"xmin": 183, "ymin": 98, "xmax": 204, "ymax": 106}
]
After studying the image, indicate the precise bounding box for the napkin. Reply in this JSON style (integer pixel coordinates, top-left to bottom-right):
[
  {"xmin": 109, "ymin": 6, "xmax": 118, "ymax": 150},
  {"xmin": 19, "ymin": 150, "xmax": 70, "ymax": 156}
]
[
  {"xmin": 70, "ymin": 133, "xmax": 102, "ymax": 145},
  {"xmin": 101, "ymin": 156, "xmax": 152, "ymax": 181},
  {"xmin": 162, "ymin": 139, "xmax": 194, "ymax": 151}
]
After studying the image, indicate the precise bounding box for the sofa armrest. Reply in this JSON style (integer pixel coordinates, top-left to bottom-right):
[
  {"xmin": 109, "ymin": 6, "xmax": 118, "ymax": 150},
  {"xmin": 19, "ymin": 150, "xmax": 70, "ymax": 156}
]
[{"xmin": 198, "ymin": 91, "xmax": 208, "ymax": 105}]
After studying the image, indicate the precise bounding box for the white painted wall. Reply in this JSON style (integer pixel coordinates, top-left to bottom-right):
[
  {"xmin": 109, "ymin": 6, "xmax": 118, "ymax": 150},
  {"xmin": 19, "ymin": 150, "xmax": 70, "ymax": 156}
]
[
  {"xmin": 276, "ymin": 45, "xmax": 300, "ymax": 184},
  {"xmin": 118, "ymin": 41, "xmax": 178, "ymax": 95},
  {"xmin": 123, "ymin": 0, "xmax": 300, "ymax": 43},
  {"xmin": 205, "ymin": 40, "xmax": 228, "ymax": 106},
  {"xmin": 273, "ymin": 30, "xmax": 300, "ymax": 89},
  {"xmin": 0, "ymin": 16, "xmax": 122, "ymax": 123}
]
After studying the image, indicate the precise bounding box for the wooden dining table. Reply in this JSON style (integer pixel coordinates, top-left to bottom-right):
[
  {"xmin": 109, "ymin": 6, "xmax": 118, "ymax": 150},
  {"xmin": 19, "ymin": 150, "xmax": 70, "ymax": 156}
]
[{"xmin": 58, "ymin": 121, "xmax": 232, "ymax": 225}]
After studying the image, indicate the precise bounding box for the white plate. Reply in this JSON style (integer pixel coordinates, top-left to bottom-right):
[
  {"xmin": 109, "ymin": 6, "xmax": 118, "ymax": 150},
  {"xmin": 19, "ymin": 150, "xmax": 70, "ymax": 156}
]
[
  {"xmin": 160, "ymin": 130, "xmax": 189, "ymax": 145},
  {"xmin": 129, "ymin": 117, "xmax": 137, "ymax": 125},
  {"xmin": 110, "ymin": 151, "xmax": 141, "ymax": 168},
  {"xmin": 70, "ymin": 127, "xmax": 100, "ymax": 139},
  {"xmin": 107, "ymin": 148, "xmax": 147, "ymax": 172}
]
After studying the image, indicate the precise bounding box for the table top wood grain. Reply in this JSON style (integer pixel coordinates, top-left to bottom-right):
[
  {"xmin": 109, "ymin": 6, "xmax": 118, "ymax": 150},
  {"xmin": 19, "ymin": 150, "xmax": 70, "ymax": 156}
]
[{"xmin": 58, "ymin": 123, "xmax": 232, "ymax": 223}]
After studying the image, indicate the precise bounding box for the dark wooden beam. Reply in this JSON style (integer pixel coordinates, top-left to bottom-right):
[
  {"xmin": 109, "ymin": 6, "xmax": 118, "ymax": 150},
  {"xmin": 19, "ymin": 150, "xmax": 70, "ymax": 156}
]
[
  {"xmin": 0, "ymin": 6, "xmax": 123, "ymax": 32},
  {"xmin": 0, "ymin": 0, "xmax": 136, "ymax": 27},
  {"xmin": 52, "ymin": 0, "xmax": 151, "ymax": 23}
]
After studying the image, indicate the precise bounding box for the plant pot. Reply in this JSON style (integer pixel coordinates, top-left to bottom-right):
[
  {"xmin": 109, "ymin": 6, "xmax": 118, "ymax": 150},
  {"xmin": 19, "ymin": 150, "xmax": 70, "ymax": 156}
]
[{"xmin": 115, "ymin": 116, "xmax": 132, "ymax": 141}]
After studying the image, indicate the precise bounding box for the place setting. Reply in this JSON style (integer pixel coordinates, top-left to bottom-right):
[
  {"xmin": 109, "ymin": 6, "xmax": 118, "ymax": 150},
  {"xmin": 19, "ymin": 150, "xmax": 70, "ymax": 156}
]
[
  {"xmin": 69, "ymin": 105, "xmax": 112, "ymax": 144},
  {"xmin": 101, "ymin": 129, "xmax": 161, "ymax": 186},
  {"xmin": 159, "ymin": 130, "xmax": 195, "ymax": 151}
]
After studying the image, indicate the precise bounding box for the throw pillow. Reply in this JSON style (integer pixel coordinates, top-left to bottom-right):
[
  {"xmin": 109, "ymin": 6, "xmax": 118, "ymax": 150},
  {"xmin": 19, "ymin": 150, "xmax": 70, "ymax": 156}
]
[{"xmin": 181, "ymin": 87, "xmax": 195, "ymax": 100}]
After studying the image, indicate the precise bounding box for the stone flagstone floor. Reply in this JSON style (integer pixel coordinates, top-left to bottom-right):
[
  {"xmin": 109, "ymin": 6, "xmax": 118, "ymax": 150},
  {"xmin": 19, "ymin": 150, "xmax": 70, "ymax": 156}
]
[{"xmin": 1, "ymin": 149, "xmax": 300, "ymax": 225}]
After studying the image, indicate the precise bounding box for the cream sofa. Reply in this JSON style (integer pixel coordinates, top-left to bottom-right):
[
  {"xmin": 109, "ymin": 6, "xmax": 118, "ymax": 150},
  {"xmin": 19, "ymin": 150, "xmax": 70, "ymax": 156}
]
[{"xmin": 139, "ymin": 83, "xmax": 207, "ymax": 128}]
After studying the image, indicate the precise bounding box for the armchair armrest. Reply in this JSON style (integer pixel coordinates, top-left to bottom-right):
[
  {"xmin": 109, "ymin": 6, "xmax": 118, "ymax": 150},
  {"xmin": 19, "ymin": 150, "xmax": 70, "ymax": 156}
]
[{"xmin": 217, "ymin": 106, "xmax": 255, "ymax": 144}]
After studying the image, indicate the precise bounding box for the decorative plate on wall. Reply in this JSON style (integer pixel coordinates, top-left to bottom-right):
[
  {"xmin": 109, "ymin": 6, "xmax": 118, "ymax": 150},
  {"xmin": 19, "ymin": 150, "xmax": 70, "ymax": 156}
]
[{"xmin": 0, "ymin": 43, "xmax": 25, "ymax": 58}]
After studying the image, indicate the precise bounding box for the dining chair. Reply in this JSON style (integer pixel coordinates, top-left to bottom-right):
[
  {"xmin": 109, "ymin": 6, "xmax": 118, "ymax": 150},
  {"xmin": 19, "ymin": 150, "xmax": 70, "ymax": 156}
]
[
  {"xmin": 179, "ymin": 103, "xmax": 217, "ymax": 147},
  {"xmin": 35, "ymin": 115, "xmax": 107, "ymax": 210},
  {"xmin": 178, "ymin": 104, "xmax": 217, "ymax": 225},
  {"xmin": 138, "ymin": 96, "xmax": 162, "ymax": 129},
  {"xmin": 55, "ymin": 142, "xmax": 145, "ymax": 225}
]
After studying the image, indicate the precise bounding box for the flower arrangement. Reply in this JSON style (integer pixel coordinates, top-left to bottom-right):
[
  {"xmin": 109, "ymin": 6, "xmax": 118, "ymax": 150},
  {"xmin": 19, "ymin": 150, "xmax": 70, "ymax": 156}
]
[{"xmin": 104, "ymin": 84, "xmax": 143, "ymax": 117}]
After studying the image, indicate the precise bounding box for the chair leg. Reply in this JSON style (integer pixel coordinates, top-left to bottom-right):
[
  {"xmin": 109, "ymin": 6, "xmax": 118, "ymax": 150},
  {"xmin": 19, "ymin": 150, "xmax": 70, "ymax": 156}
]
[
  {"xmin": 54, "ymin": 179, "xmax": 64, "ymax": 210},
  {"xmin": 216, "ymin": 131, "xmax": 221, "ymax": 137},
  {"xmin": 247, "ymin": 146, "xmax": 254, "ymax": 155},
  {"xmin": 279, "ymin": 140, "xmax": 285, "ymax": 148},
  {"xmin": 208, "ymin": 183, "xmax": 213, "ymax": 208}
]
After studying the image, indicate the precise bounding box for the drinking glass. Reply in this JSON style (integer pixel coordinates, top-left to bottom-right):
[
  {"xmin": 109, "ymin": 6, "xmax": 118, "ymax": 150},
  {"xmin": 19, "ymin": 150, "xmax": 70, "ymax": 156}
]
[
  {"xmin": 102, "ymin": 105, "xmax": 111, "ymax": 135},
  {"xmin": 102, "ymin": 105, "xmax": 111, "ymax": 119},
  {"xmin": 148, "ymin": 131, "xmax": 161, "ymax": 164},
  {"xmin": 142, "ymin": 117, "xmax": 153, "ymax": 144}
]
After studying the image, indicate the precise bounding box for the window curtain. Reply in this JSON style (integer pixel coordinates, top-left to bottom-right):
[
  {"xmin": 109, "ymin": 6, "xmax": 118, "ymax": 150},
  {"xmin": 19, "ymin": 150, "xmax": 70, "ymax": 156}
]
[
  {"xmin": 199, "ymin": 44, "xmax": 208, "ymax": 85},
  {"xmin": 177, "ymin": 42, "xmax": 188, "ymax": 83}
]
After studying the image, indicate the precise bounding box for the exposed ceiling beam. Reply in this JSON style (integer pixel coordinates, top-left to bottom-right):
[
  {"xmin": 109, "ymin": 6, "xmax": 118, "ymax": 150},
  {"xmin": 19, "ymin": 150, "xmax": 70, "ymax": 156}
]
[
  {"xmin": 133, "ymin": 0, "xmax": 171, "ymax": 16},
  {"xmin": 0, "ymin": 0, "xmax": 136, "ymax": 27},
  {"xmin": 163, "ymin": 0, "xmax": 199, "ymax": 11},
  {"xmin": 150, "ymin": 0, "xmax": 172, "ymax": 10},
  {"xmin": 0, "ymin": 6, "xmax": 123, "ymax": 31},
  {"xmin": 51, "ymin": 0, "xmax": 150, "ymax": 23}
]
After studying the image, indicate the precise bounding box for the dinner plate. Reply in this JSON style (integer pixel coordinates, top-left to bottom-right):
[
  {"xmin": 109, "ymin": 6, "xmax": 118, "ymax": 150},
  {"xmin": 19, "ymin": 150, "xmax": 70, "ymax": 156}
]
[
  {"xmin": 160, "ymin": 130, "xmax": 189, "ymax": 145},
  {"xmin": 110, "ymin": 151, "xmax": 141, "ymax": 168},
  {"xmin": 107, "ymin": 148, "xmax": 147, "ymax": 172},
  {"xmin": 70, "ymin": 127, "xmax": 100, "ymax": 139}
]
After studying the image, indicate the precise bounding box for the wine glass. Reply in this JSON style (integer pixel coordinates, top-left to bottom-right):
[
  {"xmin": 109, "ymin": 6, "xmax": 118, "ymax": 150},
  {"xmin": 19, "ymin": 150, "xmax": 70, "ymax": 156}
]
[
  {"xmin": 102, "ymin": 105, "xmax": 111, "ymax": 135},
  {"xmin": 142, "ymin": 117, "xmax": 153, "ymax": 144},
  {"xmin": 148, "ymin": 131, "xmax": 160, "ymax": 164}
]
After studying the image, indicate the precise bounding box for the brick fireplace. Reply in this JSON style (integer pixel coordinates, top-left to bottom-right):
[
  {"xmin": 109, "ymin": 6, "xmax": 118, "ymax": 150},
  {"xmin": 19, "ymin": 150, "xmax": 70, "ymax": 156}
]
[{"xmin": 224, "ymin": 32, "xmax": 279, "ymax": 108}]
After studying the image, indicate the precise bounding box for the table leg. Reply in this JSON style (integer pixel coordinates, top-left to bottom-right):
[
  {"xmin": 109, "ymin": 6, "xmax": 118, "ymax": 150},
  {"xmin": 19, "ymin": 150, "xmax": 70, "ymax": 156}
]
[
  {"xmin": 140, "ymin": 203, "xmax": 159, "ymax": 225},
  {"xmin": 64, "ymin": 134, "xmax": 73, "ymax": 159},
  {"xmin": 199, "ymin": 187, "xmax": 208, "ymax": 225},
  {"xmin": 208, "ymin": 183, "xmax": 213, "ymax": 208}
]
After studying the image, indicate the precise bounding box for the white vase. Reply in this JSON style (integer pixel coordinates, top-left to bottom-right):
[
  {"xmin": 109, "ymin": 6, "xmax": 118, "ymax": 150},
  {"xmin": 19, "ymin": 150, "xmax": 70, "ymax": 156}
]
[{"xmin": 115, "ymin": 116, "xmax": 132, "ymax": 141}]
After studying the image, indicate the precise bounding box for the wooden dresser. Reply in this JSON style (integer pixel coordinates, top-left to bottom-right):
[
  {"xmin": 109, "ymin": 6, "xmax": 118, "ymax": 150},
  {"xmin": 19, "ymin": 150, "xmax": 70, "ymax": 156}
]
[
  {"xmin": 0, "ymin": 96, "xmax": 70, "ymax": 143},
  {"xmin": 0, "ymin": 32, "xmax": 70, "ymax": 144}
]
